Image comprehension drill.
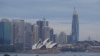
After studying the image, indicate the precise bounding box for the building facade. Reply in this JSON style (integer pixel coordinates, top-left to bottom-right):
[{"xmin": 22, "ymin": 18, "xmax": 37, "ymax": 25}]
[
  {"xmin": 0, "ymin": 19, "xmax": 11, "ymax": 45},
  {"xmin": 32, "ymin": 24, "xmax": 39, "ymax": 44},
  {"xmin": 11, "ymin": 19, "xmax": 25, "ymax": 50},
  {"xmin": 36, "ymin": 19, "xmax": 48, "ymax": 41},
  {"xmin": 24, "ymin": 23, "xmax": 32, "ymax": 50},
  {"xmin": 42, "ymin": 26, "xmax": 51, "ymax": 40},
  {"xmin": 50, "ymin": 28, "xmax": 55, "ymax": 42}
]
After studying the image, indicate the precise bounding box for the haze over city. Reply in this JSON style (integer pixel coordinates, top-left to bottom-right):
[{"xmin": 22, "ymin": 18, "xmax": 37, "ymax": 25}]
[{"xmin": 0, "ymin": 0, "xmax": 100, "ymax": 41}]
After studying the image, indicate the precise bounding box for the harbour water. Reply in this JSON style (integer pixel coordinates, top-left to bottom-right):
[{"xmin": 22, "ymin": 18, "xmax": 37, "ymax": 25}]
[{"xmin": 0, "ymin": 52, "xmax": 100, "ymax": 56}]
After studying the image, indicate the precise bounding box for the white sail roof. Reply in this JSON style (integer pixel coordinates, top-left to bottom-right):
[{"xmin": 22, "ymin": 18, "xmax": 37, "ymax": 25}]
[{"xmin": 32, "ymin": 38, "xmax": 57, "ymax": 49}]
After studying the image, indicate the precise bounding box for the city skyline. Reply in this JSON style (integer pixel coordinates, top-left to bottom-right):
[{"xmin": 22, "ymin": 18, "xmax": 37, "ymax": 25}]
[
  {"xmin": 0, "ymin": 18, "xmax": 57, "ymax": 50},
  {"xmin": 0, "ymin": 0, "xmax": 100, "ymax": 41}
]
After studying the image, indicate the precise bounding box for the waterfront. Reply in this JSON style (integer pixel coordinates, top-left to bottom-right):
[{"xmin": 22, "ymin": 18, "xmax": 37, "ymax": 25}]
[{"xmin": 0, "ymin": 52, "xmax": 100, "ymax": 56}]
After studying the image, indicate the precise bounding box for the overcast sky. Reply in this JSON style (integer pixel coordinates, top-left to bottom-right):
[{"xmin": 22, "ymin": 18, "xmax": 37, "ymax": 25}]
[{"xmin": 0, "ymin": 0, "xmax": 100, "ymax": 41}]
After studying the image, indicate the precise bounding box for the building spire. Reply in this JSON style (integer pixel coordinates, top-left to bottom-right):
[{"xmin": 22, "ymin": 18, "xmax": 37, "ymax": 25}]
[{"xmin": 73, "ymin": 7, "xmax": 78, "ymax": 15}]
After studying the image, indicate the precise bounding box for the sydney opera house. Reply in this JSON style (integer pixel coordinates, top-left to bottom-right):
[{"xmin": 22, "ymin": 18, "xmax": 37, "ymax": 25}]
[
  {"xmin": 32, "ymin": 38, "xmax": 57, "ymax": 50},
  {"xmin": 21, "ymin": 38, "xmax": 60, "ymax": 54}
]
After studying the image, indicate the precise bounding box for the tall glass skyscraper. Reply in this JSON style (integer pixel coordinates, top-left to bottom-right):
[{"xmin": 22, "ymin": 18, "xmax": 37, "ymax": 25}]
[
  {"xmin": 0, "ymin": 19, "xmax": 11, "ymax": 45},
  {"xmin": 36, "ymin": 19, "xmax": 48, "ymax": 41},
  {"xmin": 67, "ymin": 8, "xmax": 79, "ymax": 43},
  {"xmin": 71, "ymin": 8, "xmax": 79, "ymax": 43}
]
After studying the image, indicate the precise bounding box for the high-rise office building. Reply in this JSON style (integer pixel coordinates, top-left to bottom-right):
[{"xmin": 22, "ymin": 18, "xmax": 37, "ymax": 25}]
[
  {"xmin": 11, "ymin": 19, "xmax": 19, "ymax": 45},
  {"xmin": 67, "ymin": 8, "xmax": 79, "ymax": 43},
  {"xmin": 12, "ymin": 19, "xmax": 25, "ymax": 44},
  {"xmin": 36, "ymin": 19, "xmax": 48, "ymax": 41},
  {"xmin": 50, "ymin": 28, "xmax": 55, "ymax": 42},
  {"xmin": 18, "ymin": 20, "xmax": 25, "ymax": 44},
  {"xmin": 24, "ymin": 23, "xmax": 32, "ymax": 50},
  {"xmin": 0, "ymin": 18, "xmax": 11, "ymax": 45},
  {"xmin": 11, "ymin": 19, "xmax": 25, "ymax": 50},
  {"xmin": 53, "ymin": 34, "xmax": 56, "ymax": 42},
  {"xmin": 42, "ymin": 26, "xmax": 51, "ymax": 40},
  {"xmin": 32, "ymin": 24, "xmax": 39, "ymax": 44},
  {"xmin": 72, "ymin": 8, "xmax": 79, "ymax": 43}
]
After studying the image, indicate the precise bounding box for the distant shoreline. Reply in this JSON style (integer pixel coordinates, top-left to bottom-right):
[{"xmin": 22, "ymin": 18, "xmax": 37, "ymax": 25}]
[{"xmin": 0, "ymin": 51, "xmax": 100, "ymax": 54}]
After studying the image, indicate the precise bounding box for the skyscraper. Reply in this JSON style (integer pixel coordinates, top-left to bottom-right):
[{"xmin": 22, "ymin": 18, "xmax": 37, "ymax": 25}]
[
  {"xmin": 50, "ymin": 28, "xmax": 55, "ymax": 42},
  {"xmin": 0, "ymin": 18, "xmax": 11, "ymax": 45},
  {"xmin": 12, "ymin": 19, "xmax": 25, "ymax": 45},
  {"xmin": 42, "ymin": 26, "xmax": 51, "ymax": 40},
  {"xmin": 72, "ymin": 8, "xmax": 79, "ymax": 43},
  {"xmin": 36, "ymin": 19, "xmax": 48, "ymax": 41},
  {"xmin": 24, "ymin": 23, "xmax": 32, "ymax": 50},
  {"xmin": 67, "ymin": 8, "xmax": 79, "ymax": 43},
  {"xmin": 32, "ymin": 24, "xmax": 39, "ymax": 44},
  {"xmin": 11, "ymin": 19, "xmax": 25, "ymax": 50}
]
